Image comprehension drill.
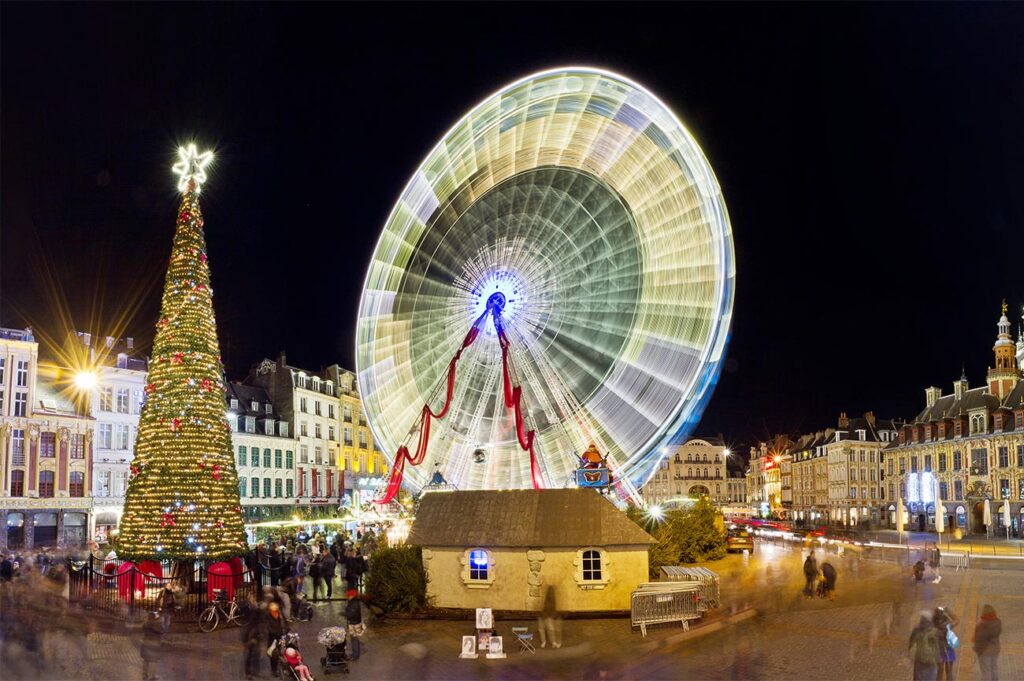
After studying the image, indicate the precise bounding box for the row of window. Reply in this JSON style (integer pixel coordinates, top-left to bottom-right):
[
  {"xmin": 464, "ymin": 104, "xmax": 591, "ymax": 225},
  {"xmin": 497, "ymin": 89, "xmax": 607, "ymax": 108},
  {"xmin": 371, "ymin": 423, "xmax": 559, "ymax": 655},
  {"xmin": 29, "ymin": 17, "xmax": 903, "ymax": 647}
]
[
  {"xmin": 894, "ymin": 446, "xmax": 1024, "ymax": 475},
  {"xmin": 466, "ymin": 549, "xmax": 605, "ymax": 583},
  {"xmin": 7, "ymin": 430, "xmax": 87, "ymax": 464},
  {"xmin": 894, "ymin": 479, "xmax": 1024, "ymax": 501},
  {"xmin": 8, "ymin": 469, "xmax": 85, "ymax": 497},
  {"xmin": 239, "ymin": 477, "xmax": 292, "ymax": 498},
  {"xmin": 97, "ymin": 423, "xmax": 133, "ymax": 450},
  {"xmin": 238, "ymin": 446, "xmax": 293, "ymax": 469},
  {"xmin": 3, "ymin": 390, "xmax": 28, "ymax": 416},
  {"xmin": 0, "ymin": 358, "xmax": 29, "ymax": 388},
  {"xmin": 908, "ymin": 412, "xmax": 1024, "ymax": 441},
  {"xmin": 98, "ymin": 387, "xmax": 144, "ymax": 414},
  {"xmin": 294, "ymin": 373, "xmax": 335, "ymax": 396}
]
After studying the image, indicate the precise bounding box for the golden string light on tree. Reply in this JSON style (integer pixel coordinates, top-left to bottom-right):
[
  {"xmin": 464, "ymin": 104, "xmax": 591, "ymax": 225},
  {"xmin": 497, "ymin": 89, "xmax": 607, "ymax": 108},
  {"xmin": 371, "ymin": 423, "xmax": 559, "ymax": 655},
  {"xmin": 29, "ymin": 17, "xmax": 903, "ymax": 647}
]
[{"xmin": 117, "ymin": 145, "xmax": 246, "ymax": 561}]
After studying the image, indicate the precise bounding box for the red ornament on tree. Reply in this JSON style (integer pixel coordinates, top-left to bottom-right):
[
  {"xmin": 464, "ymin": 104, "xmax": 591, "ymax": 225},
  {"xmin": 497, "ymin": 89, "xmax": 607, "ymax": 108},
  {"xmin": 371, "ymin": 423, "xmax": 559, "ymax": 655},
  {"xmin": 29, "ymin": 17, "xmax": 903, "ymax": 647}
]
[
  {"xmin": 130, "ymin": 464, "xmax": 140, "ymax": 478},
  {"xmin": 172, "ymin": 352, "xmax": 184, "ymax": 364},
  {"xmin": 199, "ymin": 252, "xmax": 207, "ymax": 263},
  {"xmin": 170, "ymin": 418, "xmax": 182, "ymax": 432},
  {"xmin": 161, "ymin": 512, "xmax": 176, "ymax": 528},
  {"xmin": 145, "ymin": 382, "xmax": 157, "ymax": 395},
  {"xmin": 200, "ymin": 378, "xmax": 214, "ymax": 392},
  {"xmin": 211, "ymin": 464, "xmax": 222, "ymax": 481}
]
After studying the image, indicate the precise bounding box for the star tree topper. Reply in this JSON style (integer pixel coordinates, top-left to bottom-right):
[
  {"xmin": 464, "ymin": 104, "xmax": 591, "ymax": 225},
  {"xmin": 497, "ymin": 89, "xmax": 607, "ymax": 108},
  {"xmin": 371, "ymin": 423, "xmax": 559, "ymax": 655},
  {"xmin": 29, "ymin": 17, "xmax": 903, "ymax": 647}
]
[{"xmin": 172, "ymin": 143, "xmax": 214, "ymax": 193}]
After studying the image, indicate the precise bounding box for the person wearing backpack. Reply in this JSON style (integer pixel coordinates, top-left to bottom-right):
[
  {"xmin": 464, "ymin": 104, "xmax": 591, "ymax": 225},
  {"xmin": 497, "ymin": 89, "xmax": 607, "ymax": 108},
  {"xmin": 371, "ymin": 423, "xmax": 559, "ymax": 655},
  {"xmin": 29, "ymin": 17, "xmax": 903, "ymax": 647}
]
[
  {"xmin": 909, "ymin": 614, "xmax": 940, "ymax": 681},
  {"xmin": 933, "ymin": 607, "xmax": 960, "ymax": 681}
]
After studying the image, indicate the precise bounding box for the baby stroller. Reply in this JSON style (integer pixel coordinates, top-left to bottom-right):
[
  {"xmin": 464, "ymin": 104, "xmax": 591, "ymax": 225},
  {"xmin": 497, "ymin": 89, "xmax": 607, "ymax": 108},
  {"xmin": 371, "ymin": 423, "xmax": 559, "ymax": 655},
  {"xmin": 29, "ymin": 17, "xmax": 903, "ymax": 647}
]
[
  {"xmin": 270, "ymin": 632, "xmax": 305, "ymax": 681},
  {"xmin": 317, "ymin": 626, "xmax": 349, "ymax": 674}
]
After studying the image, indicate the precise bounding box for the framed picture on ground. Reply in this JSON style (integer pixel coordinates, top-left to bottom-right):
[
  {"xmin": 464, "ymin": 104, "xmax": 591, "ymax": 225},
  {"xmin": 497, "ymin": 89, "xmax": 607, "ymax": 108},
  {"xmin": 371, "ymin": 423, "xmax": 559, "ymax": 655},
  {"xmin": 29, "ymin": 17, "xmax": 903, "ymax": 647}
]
[{"xmin": 475, "ymin": 607, "xmax": 493, "ymax": 630}]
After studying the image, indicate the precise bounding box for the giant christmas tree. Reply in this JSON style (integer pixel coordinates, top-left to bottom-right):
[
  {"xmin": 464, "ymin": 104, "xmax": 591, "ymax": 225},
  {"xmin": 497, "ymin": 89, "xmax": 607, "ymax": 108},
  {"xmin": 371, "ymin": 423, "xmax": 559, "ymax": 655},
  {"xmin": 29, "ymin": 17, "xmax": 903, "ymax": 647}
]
[{"xmin": 117, "ymin": 145, "xmax": 246, "ymax": 561}]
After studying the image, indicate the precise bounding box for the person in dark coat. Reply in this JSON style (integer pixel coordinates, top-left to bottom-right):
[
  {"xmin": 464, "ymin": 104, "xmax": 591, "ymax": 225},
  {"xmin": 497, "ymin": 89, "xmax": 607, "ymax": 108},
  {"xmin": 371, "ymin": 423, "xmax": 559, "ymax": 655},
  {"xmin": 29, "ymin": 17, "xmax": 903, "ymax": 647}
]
[
  {"xmin": 321, "ymin": 547, "xmax": 337, "ymax": 600},
  {"xmin": 263, "ymin": 602, "xmax": 289, "ymax": 676},
  {"xmin": 240, "ymin": 593, "xmax": 262, "ymax": 681},
  {"xmin": 156, "ymin": 583, "xmax": 176, "ymax": 634},
  {"xmin": 269, "ymin": 546, "xmax": 283, "ymax": 587},
  {"xmin": 344, "ymin": 589, "xmax": 364, "ymax": 661},
  {"xmin": 910, "ymin": 613, "xmax": 940, "ymax": 681},
  {"xmin": 973, "ymin": 604, "xmax": 1001, "ymax": 681},
  {"xmin": 802, "ymin": 552, "xmax": 818, "ymax": 597},
  {"xmin": 820, "ymin": 562, "xmax": 837, "ymax": 600},
  {"xmin": 344, "ymin": 549, "xmax": 364, "ymax": 592}
]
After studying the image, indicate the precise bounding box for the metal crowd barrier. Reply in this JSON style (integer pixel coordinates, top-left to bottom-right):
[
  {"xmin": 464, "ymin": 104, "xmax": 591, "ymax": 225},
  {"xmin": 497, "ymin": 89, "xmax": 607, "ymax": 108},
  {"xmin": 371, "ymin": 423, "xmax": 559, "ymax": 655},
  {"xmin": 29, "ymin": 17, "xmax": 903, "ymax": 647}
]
[
  {"xmin": 659, "ymin": 566, "xmax": 721, "ymax": 610},
  {"xmin": 946, "ymin": 552, "xmax": 970, "ymax": 571},
  {"xmin": 630, "ymin": 582, "xmax": 703, "ymax": 637}
]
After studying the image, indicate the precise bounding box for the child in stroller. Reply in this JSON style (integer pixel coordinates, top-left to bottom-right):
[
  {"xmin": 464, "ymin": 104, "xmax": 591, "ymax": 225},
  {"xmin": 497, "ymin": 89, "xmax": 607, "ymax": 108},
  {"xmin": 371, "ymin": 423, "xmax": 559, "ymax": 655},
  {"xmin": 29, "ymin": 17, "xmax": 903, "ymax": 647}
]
[
  {"xmin": 317, "ymin": 626, "xmax": 349, "ymax": 675},
  {"xmin": 270, "ymin": 632, "xmax": 313, "ymax": 681}
]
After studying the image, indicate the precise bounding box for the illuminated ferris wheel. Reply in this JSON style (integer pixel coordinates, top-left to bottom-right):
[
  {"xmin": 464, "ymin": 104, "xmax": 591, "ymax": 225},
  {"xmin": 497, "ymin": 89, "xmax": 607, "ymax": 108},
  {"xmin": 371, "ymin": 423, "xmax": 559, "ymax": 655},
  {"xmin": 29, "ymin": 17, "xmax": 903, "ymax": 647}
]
[{"xmin": 356, "ymin": 67, "xmax": 735, "ymax": 501}]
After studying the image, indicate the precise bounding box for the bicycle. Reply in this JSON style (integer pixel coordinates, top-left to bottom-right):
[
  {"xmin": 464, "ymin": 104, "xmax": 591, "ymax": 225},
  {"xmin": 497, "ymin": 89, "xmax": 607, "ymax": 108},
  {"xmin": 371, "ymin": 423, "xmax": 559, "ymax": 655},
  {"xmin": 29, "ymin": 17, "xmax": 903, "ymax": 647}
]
[{"xmin": 198, "ymin": 589, "xmax": 241, "ymax": 632}]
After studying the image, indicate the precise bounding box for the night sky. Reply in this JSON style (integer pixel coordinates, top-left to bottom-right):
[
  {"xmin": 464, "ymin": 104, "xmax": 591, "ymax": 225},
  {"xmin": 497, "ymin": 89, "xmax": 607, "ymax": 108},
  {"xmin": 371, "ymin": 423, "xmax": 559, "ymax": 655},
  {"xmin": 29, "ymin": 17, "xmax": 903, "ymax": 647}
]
[{"xmin": 3, "ymin": 4, "xmax": 1023, "ymax": 455}]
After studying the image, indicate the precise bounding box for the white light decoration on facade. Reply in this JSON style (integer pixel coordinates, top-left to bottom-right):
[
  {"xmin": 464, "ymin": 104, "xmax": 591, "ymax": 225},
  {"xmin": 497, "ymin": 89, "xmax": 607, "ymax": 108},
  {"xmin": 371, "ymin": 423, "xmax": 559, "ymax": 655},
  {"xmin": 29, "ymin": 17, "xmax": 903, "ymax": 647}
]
[
  {"xmin": 357, "ymin": 67, "xmax": 735, "ymax": 494},
  {"xmin": 172, "ymin": 143, "xmax": 214, "ymax": 193}
]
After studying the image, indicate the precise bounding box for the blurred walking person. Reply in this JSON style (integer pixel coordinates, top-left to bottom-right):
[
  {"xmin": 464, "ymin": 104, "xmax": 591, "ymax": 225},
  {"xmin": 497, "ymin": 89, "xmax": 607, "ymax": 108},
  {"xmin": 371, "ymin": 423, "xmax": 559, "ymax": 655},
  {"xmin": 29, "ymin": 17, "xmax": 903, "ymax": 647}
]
[
  {"xmin": 820, "ymin": 561, "xmax": 837, "ymax": 600},
  {"xmin": 240, "ymin": 592, "xmax": 262, "ymax": 680},
  {"xmin": 973, "ymin": 605, "xmax": 1001, "ymax": 681},
  {"xmin": 537, "ymin": 585, "xmax": 562, "ymax": 648},
  {"xmin": 802, "ymin": 551, "xmax": 818, "ymax": 598},
  {"xmin": 909, "ymin": 613, "xmax": 940, "ymax": 681},
  {"xmin": 140, "ymin": 611, "xmax": 163, "ymax": 681},
  {"xmin": 933, "ymin": 606, "xmax": 960, "ymax": 681}
]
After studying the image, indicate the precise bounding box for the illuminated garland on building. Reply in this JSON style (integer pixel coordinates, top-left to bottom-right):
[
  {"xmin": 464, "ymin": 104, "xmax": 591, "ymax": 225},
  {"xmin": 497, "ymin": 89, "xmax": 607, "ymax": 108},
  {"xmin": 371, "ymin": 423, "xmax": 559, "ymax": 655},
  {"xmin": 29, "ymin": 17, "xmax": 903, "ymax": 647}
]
[{"xmin": 117, "ymin": 149, "xmax": 245, "ymax": 561}]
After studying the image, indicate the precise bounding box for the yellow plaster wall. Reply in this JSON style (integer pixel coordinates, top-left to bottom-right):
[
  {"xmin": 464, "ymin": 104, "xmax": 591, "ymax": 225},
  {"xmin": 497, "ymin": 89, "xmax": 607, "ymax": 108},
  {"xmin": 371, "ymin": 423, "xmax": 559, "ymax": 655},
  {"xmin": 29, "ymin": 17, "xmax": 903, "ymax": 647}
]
[{"xmin": 421, "ymin": 545, "xmax": 649, "ymax": 612}]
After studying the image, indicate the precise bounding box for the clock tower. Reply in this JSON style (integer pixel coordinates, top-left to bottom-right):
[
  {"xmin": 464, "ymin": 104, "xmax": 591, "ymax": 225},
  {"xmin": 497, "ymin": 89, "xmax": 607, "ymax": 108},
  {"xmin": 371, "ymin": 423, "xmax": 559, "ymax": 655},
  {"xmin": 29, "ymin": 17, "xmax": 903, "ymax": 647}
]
[{"xmin": 987, "ymin": 300, "xmax": 1021, "ymax": 399}]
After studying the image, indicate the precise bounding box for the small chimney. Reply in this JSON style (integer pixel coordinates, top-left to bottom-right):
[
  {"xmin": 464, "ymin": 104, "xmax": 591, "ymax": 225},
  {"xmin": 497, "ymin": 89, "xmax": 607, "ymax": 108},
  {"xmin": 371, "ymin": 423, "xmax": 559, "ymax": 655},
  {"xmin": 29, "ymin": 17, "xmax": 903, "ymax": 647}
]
[
  {"xmin": 925, "ymin": 387, "xmax": 941, "ymax": 408},
  {"xmin": 953, "ymin": 374, "xmax": 968, "ymax": 401},
  {"xmin": 127, "ymin": 337, "xmax": 134, "ymax": 350},
  {"xmin": 838, "ymin": 412, "xmax": 850, "ymax": 429},
  {"xmin": 279, "ymin": 350, "xmax": 287, "ymax": 366},
  {"xmin": 864, "ymin": 411, "xmax": 877, "ymax": 427}
]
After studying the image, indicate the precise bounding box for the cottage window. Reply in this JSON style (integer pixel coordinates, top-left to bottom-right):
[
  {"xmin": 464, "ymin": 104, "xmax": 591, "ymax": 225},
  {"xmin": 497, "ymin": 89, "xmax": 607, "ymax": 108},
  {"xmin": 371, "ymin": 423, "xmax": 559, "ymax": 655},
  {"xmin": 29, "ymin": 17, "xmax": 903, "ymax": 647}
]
[
  {"xmin": 469, "ymin": 550, "xmax": 488, "ymax": 580},
  {"xmin": 582, "ymin": 550, "xmax": 602, "ymax": 581},
  {"xmin": 460, "ymin": 548, "xmax": 495, "ymax": 588},
  {"xmin": 574, "ymin": 547, "xmax": 611, "ymax": 589}
]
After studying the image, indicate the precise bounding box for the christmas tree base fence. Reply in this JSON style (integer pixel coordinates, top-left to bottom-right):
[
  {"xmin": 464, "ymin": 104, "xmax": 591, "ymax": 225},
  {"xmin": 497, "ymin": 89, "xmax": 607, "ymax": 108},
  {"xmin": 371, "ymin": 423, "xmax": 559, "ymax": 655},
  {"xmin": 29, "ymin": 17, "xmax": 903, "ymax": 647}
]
[{"xmin": 68, "ymin": 555, "xmax": 256, "ymax": 627}]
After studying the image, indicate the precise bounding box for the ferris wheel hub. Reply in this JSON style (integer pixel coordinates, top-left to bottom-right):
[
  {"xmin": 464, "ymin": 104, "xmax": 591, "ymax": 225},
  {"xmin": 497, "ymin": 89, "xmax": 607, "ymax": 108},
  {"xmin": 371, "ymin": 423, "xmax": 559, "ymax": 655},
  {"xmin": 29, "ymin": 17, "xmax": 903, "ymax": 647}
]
[{"xmin": 486, "ymin": 291, "xmax": 506, "ymax": 314}]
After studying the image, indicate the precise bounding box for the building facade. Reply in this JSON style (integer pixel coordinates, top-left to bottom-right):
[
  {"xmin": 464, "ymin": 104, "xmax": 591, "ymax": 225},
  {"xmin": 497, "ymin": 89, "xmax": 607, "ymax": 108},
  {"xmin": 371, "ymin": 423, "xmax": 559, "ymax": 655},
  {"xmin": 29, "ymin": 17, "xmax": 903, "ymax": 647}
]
[
  {"xmin": 76, "ymin": 334, "xmax": 149, "ymax": 543},
  {"xmin": 887, "ymin": 307, "xmax": 1024, "ymax": 535},
  {"xmin": 248, "ymin": 355, "xmax": 344, "ymax": 516},
  {"xmin": 336, "ymin": 369, "xmax": 388, "ymax": 504},
  {"xmin": 823, "ymin": 413, "xmax": 899, "ymax": 527},
  {"xmin": 228, "ymin": 382, "xmax": 298, "ymax": 522},
  {"xmin": 745, "ymin": 442, "xmax": 784, "ymax": 517},
  {"xmin": 0, "ymin": 328, "xmax": 94, "ymax": 550},
  {"xmin": 641, "ymin": 438, "xmax": 731, "ymax": 506}
]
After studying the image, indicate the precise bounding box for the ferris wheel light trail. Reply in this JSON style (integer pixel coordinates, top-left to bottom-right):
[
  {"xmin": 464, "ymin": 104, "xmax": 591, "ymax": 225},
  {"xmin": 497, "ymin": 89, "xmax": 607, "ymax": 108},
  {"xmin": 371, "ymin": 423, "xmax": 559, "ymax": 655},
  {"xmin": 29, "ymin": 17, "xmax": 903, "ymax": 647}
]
[{"xmin": 357, "ymin": 67, "xmax": 735, "ymax": 498}]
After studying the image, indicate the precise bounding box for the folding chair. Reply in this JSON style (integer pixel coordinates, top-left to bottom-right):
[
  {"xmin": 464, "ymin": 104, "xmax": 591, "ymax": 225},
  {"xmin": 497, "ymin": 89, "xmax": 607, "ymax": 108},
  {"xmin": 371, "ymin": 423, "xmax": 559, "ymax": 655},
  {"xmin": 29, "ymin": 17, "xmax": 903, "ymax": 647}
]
[{"xmin": 510, "ymin": 627, "xmax": 535, "ymax": 654}]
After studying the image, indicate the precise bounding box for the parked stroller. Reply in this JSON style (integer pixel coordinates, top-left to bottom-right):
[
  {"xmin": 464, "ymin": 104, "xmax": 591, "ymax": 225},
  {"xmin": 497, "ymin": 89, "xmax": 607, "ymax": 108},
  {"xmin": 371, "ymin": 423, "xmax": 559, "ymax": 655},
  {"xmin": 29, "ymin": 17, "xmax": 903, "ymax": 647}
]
[{"xmin": 317, "ymin": 626, "xmax": 349, "ymax": 674}]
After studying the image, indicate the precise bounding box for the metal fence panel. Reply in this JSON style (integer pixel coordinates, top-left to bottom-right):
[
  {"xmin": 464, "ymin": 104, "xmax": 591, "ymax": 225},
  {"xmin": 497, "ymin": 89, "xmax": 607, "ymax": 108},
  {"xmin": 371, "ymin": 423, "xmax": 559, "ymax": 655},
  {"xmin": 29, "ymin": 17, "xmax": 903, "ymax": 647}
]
[{"xmin": 630, "ymin": 582, "xmax": 703, "ymax": 637}]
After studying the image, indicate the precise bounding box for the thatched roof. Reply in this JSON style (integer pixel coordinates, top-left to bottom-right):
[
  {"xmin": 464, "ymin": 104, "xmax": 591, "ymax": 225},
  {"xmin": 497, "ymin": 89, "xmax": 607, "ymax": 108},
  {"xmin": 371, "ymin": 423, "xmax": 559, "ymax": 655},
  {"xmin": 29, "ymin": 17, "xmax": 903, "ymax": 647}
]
[{"xmin": 408, "ymin": 489, "xmax": 653, "ymax": 548}]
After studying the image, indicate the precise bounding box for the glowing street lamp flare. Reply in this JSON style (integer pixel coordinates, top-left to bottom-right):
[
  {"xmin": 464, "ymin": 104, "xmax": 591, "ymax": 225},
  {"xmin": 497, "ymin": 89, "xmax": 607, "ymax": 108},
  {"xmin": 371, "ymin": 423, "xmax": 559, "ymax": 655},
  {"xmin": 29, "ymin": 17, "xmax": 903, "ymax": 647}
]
[
  {"xmin": 172, "ymin": 143, "xmax": 214, "ymax": 193},
  {"xmin": 73, "ymin": 370, "xmax": 98, "ymax": 391}
]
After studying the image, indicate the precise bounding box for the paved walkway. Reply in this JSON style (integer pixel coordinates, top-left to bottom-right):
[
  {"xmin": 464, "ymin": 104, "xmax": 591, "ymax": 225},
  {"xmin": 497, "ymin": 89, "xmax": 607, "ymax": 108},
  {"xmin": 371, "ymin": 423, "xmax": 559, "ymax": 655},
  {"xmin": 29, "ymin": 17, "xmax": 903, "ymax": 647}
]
[{"xmin": 4, "ymin": 541, "xmax": 1022, "ymax": 680}]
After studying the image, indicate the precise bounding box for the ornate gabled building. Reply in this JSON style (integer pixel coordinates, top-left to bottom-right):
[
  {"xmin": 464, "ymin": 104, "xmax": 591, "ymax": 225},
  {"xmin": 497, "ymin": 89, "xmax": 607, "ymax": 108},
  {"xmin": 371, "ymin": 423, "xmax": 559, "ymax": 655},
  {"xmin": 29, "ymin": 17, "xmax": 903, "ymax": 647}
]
[
  {"xmin": 641, "ymin": 437, "xmax": 732, "ymax": 506},
  {"xmin": 887, "ymin": 305, "xmax": 1024, "ymax": 535}
]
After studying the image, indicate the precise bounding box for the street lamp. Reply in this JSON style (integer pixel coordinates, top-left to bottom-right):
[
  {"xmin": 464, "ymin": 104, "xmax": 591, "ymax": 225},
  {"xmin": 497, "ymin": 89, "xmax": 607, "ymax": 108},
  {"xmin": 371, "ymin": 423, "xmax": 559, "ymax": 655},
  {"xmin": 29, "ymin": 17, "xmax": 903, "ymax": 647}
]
[{"xmin": 74, "ymin": 370, "xmax": 98, "ymax": 391}]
